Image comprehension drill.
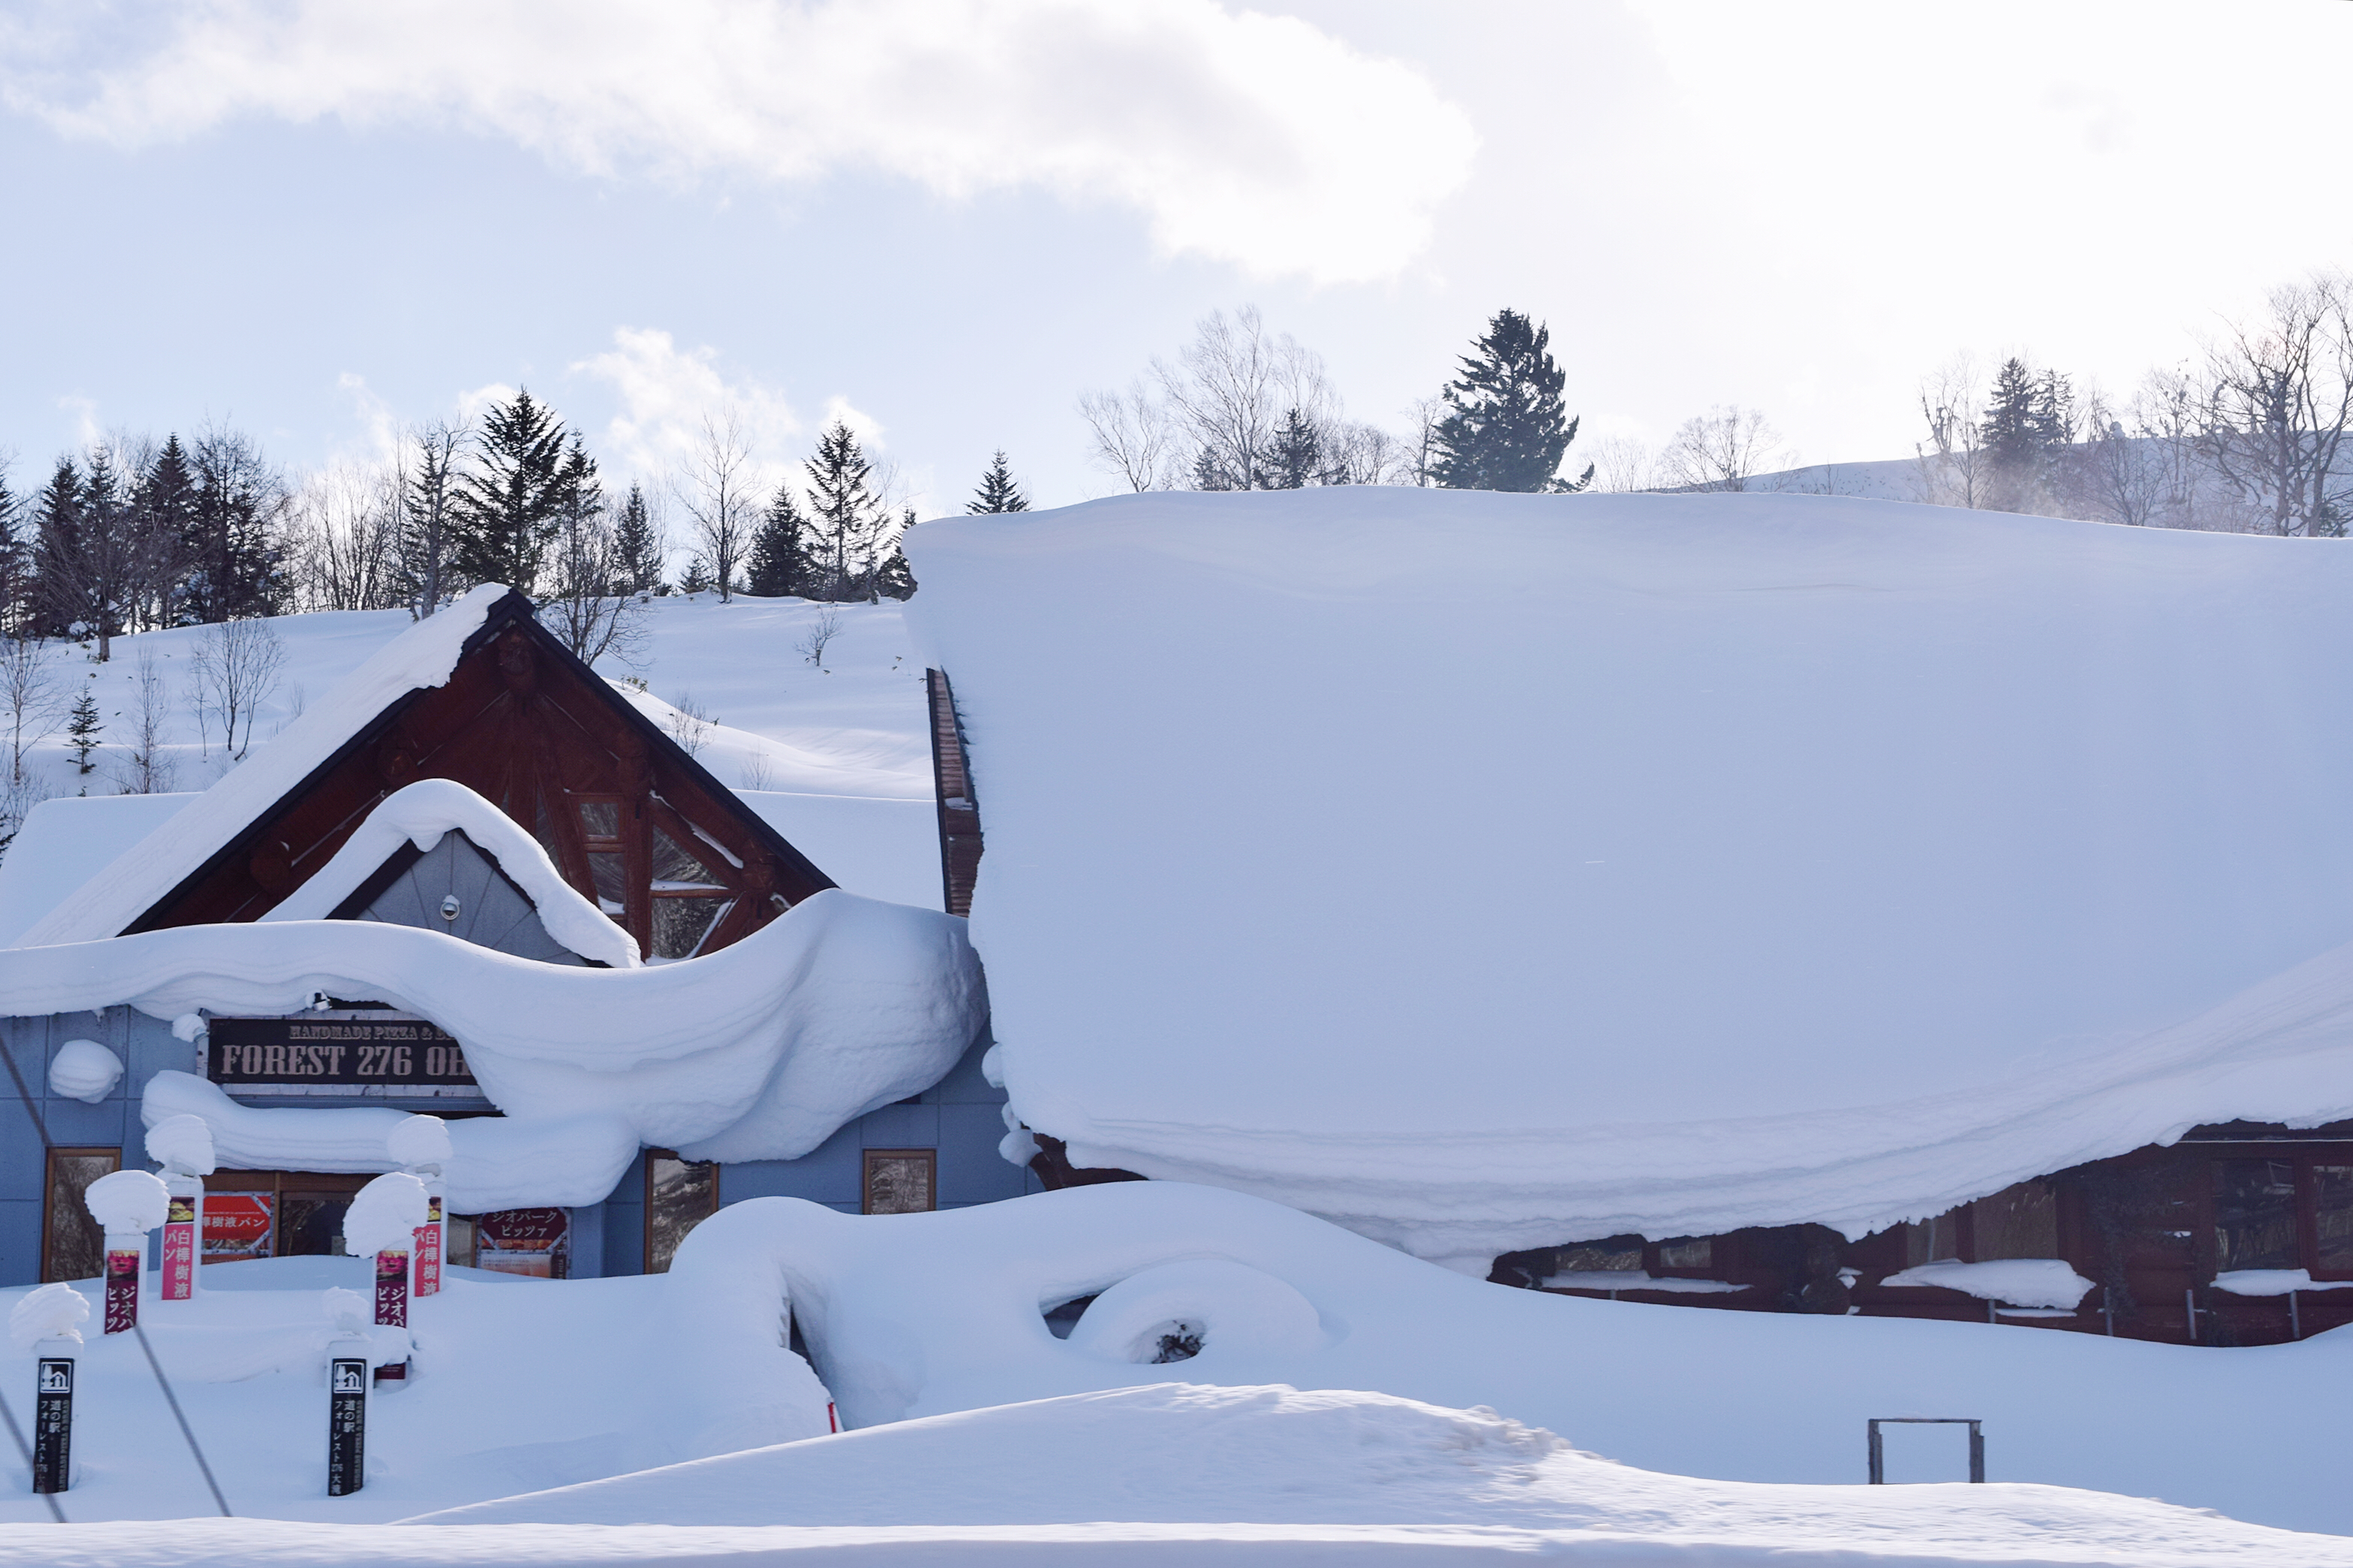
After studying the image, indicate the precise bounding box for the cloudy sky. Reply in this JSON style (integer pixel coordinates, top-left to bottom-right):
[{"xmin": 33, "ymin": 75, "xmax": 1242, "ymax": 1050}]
[{"xmin": 2, "ymin": 0, "xmax": 2347, "ymax": 512}]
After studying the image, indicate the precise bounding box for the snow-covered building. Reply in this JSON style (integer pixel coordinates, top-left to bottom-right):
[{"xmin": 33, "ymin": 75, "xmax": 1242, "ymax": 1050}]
[
  {"xmin": 907, "ymin": 488, "xmax": 2353, "ymax": 1347},
  {"xmin": 0, "ymin": 585, "xmax": 1015, "ymax": 1288}
]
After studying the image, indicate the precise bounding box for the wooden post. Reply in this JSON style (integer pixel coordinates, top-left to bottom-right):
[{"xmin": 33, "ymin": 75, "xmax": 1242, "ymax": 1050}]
[{"xmin": 31, "ymin": 1340, "xmax": 74, "ymax": 1494}]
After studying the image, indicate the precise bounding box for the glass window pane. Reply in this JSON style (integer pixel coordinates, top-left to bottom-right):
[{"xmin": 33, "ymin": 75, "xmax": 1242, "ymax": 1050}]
[
  {"xmin": 2315, "ymin": 1165, "xmax": 2353, "ymax": 1275},
  {"xmin": 1657, "ymin": 1238, "xmax": 1711, "ymax": 1270},
  {"xmin": 864, "ymin": 1150, "xmax": 936, "ymax": 1215},
  {"xmin": 1971, "ymin": 1181, "xmax": 2059, "ymax": 1259},
  {"xmin": 588, "ymin": 853, "xmax": 629, "ymax": 913},
  {"xmin": 44, "ymin": 1149, "xmax": 120, "ymax": 1282},
  {"xmin": 651, "ymin": 896, "xmax": 730, "ymax": 959},
  {"xmin": 652, "ymin": 829, "xmax": 723, "ymax": 890},
  {"xmin": 646, "ymin": 1157, "xmax": 720, "ymax": 1273},
  {"xmin": 1556, "ymin": 1242, "xmax": 1644, "ymax": 1273},
  {"xmin": 2213, "ymin": 1158, "xmax": 2300, "ymax": 1272},
  {"xmin": 577, "ymin": 800, "xmax": 620, "ymax": 839}
]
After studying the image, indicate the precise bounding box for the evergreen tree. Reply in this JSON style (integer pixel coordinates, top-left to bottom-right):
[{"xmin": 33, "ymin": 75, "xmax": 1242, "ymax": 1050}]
[
  {"xmin": 1268, "ymin": 409, "xmax": 1320, "ymax": 488},
  {"xmin": 185, "ymin": 425, "xmax": 290, "ymax": 624},
  {"xmin": 873, "ymin": 508, "xmax": 917, "ymax": 601},
  {"xmin": 611, "ymin": 482, "xmax": 664, "ymax": 594},
  {"xmin": 966, "ymin": 451, "xmax": 1030, "ymax": 514},
  {"xmin": 1190, "ymin": 447, "xmax": 1240, "ymax": 491},
  {"xmin": 29, "ymin": 457, "xmax": 83, "ymax": 639},
  {"xmin": 0, "ymin": 462, "xmax": 31, "ymax": 636},
  {"xmin": 1982, "ymin": 357, "xmax": 2076, "ymax": 509},
  {"xmin": 747, "ymin": 485, "xmax": 812, "ymax": 597},
  {"xmin": 678, "ymin": 552, "xmax": 715, "ymax": 595},
  {"xmin": 134, "ymin": 434, "xmax": 197, "ymax": 627},
  {"xmin": 65, "ymin": 686, "xmax": 101, "ymax": 787},
  {"xmin": 454, "ymin": 390, "xmax": 585, "ymax": 593},
  {"xmin": 802, "ymin": 421, "xmax": 884, "ymax": 601},
  {"xmin": 1432, "ymin": 309, "xmax": 1591, "ymax": 493}
]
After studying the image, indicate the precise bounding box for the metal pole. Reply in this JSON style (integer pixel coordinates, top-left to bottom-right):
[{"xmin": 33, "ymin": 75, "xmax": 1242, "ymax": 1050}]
[
  {"xmin": 2290, "ymin": 1290, "xmax": 2301, "ymax": 1342},
  {"xmin": 1967, "ymin": 1420, "xmax": 1986, "ymax": 1483},
  {"xmin": 1867, "ymin": 1419, "xmax": 1884, "ymax": 1485}
]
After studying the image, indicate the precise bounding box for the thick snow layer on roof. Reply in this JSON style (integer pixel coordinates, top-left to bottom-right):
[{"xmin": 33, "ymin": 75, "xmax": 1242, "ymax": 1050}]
[
  {"xmin": 0, "ymin": 792, "xmax": 195, "ymax": 944},
  {"xmin": 906, "ymin": 489, "xmax": 2353, "ymax": 1261},
  {"xmin": 261, "ymin": 778, "xmax": 641, "ymax": 967},
  {"xmin": 0, "ymin": 888, "xmax": 979, "ymax": 1188},
  {"xmin": 21, "ymin": 586, "xmax": 510, "ymax": 948},
  {"xmin": 736, "ymin": 790, "xmax": 942, "ymax": 910}
]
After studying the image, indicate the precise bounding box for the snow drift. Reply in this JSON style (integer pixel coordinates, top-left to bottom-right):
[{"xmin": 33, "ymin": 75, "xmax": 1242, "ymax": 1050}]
[{"xmin": 906, "ymin": 488, "xmax": 2353, "ymax": 1262}]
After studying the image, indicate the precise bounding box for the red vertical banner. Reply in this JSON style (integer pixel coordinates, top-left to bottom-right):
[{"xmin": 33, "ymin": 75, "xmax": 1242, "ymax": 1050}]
[
  {"xmin": 162, "ymin": 1194, "xmax": 197, "ymax": 1301},
  {"xmin": 374, "ymin": 1249, "xmax": 410, "ymax": 1328},
  {"xmin": 413, "ymin": 1194, "xmax": 443, "ymax": 1298},
  {"xmin": 103, "ymin": 1246, "xmax": 140, "ymax": 1334}
]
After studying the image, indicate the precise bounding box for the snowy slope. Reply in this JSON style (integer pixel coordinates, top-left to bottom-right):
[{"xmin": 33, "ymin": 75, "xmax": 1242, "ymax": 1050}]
[
  {"xmin": 0, "ymin": 793, "xmax": 195, "ymax": 944},
  {"xmin": 0, "ymin": 591, "xmax": 937, "ymax": 930},
  {"xmin": 905, "ymin": 488, "xmax": 2353, "ymax": 1261}
]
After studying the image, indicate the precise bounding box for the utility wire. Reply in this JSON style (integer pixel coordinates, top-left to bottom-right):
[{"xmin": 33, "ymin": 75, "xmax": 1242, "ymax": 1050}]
[{"xmin": 134, "ymin": 1325, "xmax": 231, "ymax": 1517}]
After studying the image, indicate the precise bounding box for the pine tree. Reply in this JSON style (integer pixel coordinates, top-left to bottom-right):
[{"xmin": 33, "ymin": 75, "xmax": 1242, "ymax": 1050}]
[
  {"xmin": 454, "ymin": 390, "xmax": 582, "ymax": 594},
  {"xmin": 611, "ymin": 483, "xmax": 664, "ymax": 594},
  {"xmin": 1432, "ymin": 309, "xmax": 1591, "ymax": 493},
  {"xmin": 0, "ymin": 462, "xmax": 31, "ymax": 636},
  {"xmin": 1982, "ymin": 358, "xmax": 2076, "ymax": 509},
  {"xmin": 678, "ymin": 553, "xmax": 715, "ymax": 595},
  {"xmin": 747, "ymin": 485, "xmax": 812, "ymax": 597},
  {"xmin": 873, "ymin": 509, "xmax": 917, "ymax": 601},
  {"xmin": 966, "ymin": 451, "xmax": 1030, "ymax": 514},
  {"xmin": 135, "ymin": 434, "xmax": 197, "ymax": 627},
  {"xmin": 65, "ymin": 686, "xmax": 101, "ymax": 787},
  {"xmin": 1268, "ymin": 409, "xmax": 1320, "ymax": 489},
  {"xmin": 802, "ymin": 421, "xmax": 884, "ymax": 602},
  {"xmin": 186, "ymin": 425, "xmax": 290, "ymax": 624},
  {"xmin": 29, "ymin": 457, "xmax": 83, "ymax": 639}
]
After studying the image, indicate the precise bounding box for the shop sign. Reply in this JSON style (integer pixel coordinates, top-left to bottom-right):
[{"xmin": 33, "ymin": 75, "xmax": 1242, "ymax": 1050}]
[
  {"xmin": 207, "ymin": 1017, "xmax": 476, "ymax": 1088},
  {"xmin": 162, "ymin": 1194, "xmax": 197, "ymax": 1298},
  {"xmin": 327, "ymin": 1355, "xmax": 367, "ymax": 1496},
  {"xmin": 203, "ymin": 1194, "xmax": 275, "ymax": 1261},
  {"xmin": 476, "ymin": 1207, "xmax": 569, "ymax": 1278},
  {"xmin": 103, "ymin": 1247, "xmax": 139, "ymax": 1334},
  {"xmin": 33, "ymin": 1356, "xmax": 71, "ymax": 1494}
]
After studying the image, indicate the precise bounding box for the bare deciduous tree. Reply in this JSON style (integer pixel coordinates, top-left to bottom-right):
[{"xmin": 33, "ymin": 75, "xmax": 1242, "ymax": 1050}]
[
  {"xmin": 542, "ymin": 477, "xmax": 647, "ymax": 671},
  {"xmin": 294, "ymin": 460, "xmax": 404, "ymax": 611},
  {"xmin": 1078, "ymin": 382, "xmax": 1179, "ymax": 492},
  {"xmin": 1913, "ymin": 355, "xmax": 1995, "ymax": 509},
  {"xmin": 402, "ymin": 421, "xmax": 468, "ymax": 616},
  {"xmin": 796, "ymin": 609, "xmax": 842, "ymax": 670},
  {"xmin": 1589, "ymin": 435, "xmax": 1656, "ymax": 494},
  {"xmin": 2197, "ymin": 272, "xmax": 2353, "ymax": 537},
  {"xmin": 0, "ymin": 633, "xmax": 58, "ymax": 845},
  {"xmin": 666, "ymin": 691, "xmax": 713, "ymax": 756},
  {"xmin": 1153, "ymin": 306, "xmax": 1337, "ymax": 491},
  {"xmin": 676, "ymin": 409, "xmax": 759, "ymax": 603},
  {"xmin": 1656, "ymin": 406, "xmax": 1787, "ymax": 493},
  {"xmin": 113, "ymin": 648, "xmax": 177, "ymax": 795},
  {"xmin": 189, "ymin": 616, "xmax": 286, "ymax": 763}
]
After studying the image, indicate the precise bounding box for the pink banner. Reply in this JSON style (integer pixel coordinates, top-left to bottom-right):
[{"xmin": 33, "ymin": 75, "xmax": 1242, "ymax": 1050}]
[
  {"xmin": 374, "ymin": 1249, "xmax": 410, "ymax": 1328},
  {"xmin": 104, "ymin": 1246, "xmax": 139, "ymax": 1334},
  {"xmin": 414, "ymin": 1195, "xmax": 442, "ymax": 1298},
  {"xmin": 162, "ymin": 1195, "xmax": 196, "ymax": 1301}
]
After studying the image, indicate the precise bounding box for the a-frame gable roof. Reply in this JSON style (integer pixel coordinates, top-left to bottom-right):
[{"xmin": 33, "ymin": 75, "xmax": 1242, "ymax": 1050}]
[{"xmin": 23, "ymin": 587, "xmax": 833, "ymax": 959}]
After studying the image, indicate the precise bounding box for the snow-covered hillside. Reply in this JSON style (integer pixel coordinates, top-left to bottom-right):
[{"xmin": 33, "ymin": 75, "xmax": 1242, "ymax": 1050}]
[{"xmin": 0, "ymin": 594, "xmax": 942, "ymax": 915}]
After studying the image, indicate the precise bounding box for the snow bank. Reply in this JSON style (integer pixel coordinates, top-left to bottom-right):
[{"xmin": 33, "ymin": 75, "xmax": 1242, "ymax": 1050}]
[
  {"xmin": 386, "ymin": 1113, "xmax": 452, "ymax": 1170},
  {"xmin": 906, "ymin": 489, "xmax": 2353, "ymax": 1259},
  {"xmin": 55, "ymin": 888, "xmax": 983, "ymax": 1200},
  {"xmin": 2212, "ymin": 1269, "xmax": 2353, "ymax": 1297},
  {"xmin": 84, "ymin": 1168, "xmax": 169, "ymax": 1233},
  {"xmin": 143, "ymin": 1073, "xmax": 639, "ymax": 1212},
  {"xmin": 343, "ymin": 1173, "xmax": 429, "ymax": 1257},
  {"xmin": 8, "ymin": 1282, "xmax": 88, "ymax": 1348},
  {"xmin": 261, "ymin": 778, "xmax": 641, "ymax": 968},
  {"xmin": 21, "ymin": 586, "xmax": 510, "ymax": 949},
  {"xmin": 1880, "ymin": 1259, "xmax": 2094, "ymax": 1308},
  {"xmin": 47, "ymin": 1037, "xmax": 121, "ymax": 1101},
  {"xmin": 145, "ymin": 1111, "xmax": 216, "ymax": 1175}
]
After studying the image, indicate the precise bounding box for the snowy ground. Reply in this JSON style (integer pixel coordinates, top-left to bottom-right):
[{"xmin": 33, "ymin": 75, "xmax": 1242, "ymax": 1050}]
[
  {"xmin": 5, "ymin": 1183, "xmax": 2352, "ymax": 1548},
  {"xmin": 2, "ymin": 594, "xmax": 941, "ymax": 911}
]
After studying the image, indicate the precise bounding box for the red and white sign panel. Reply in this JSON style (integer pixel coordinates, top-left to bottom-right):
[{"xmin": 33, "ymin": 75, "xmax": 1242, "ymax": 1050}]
[
  {"xmin": 202, "ymin": 1194, "xmax": 275, "ymax": 1261},
  {"xmin": 474, "ymin": 1207, "xmax": 568, "ymax": 1279}
]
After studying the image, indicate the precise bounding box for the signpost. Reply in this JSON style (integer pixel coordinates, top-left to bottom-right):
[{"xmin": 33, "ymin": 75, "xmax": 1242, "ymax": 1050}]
[
  {"xmin": 32, "ymin": 1344, "xmax": 73, "ymax": 1494},
  {"xmin": 1866, "ymin": 1418, "xmax": 1986, "ymax": 1484},
  {"xmin": 102, "ymin": 1243, "xmax": 141, "ymax": 1334},
  {"xmin": 414, "ymin": 1191, "xmax": 444, "ymax": 1298},
  {"xmin": 160, "ymin": 1183, "xmax": 199, "ymax": 1301},
  {"xmin": 326, "ymin": 1343, "xmax": 368, "ymax": 1496}
]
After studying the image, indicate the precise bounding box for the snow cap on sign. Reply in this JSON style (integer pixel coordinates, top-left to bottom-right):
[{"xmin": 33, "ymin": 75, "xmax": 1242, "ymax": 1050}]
[
  {"xmin": 85, "ymin": 1167, "xmax": 169, "ymax": 1233},
  {"xmin": 47, "ymin": 1038, "xmax": 121, "ymax": 1102},
  {"xmin": 146, "ymin": 1113, "xmax": 216, "ymax": 1176},
  {"xmin": 387, "ymin": 1113, "xmax": 452, "ymax": 1171},
  {"xmin": 171, "ymin": 1013, "xmax": 208, "ymax": 1043},
  {"xmin": 343, "ymin": 1171, "xmax": 430, "ymax": 1257},
  {"xmin": 8, "ymin": 1282, "xmax": 89, "ymax": 1349}
]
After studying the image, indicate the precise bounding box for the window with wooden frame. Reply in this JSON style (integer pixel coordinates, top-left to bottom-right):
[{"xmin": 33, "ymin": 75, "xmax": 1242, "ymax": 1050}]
[
  {"xmin": 862, "ymin": 1149, "xmax": 936, "ymax": 1215},
  {"xmin": 41, "ymin": 1147, "xmax": 120, "ymax": 1282},
  {"xmin": 645, "ymin": 1150, "xmax": 722, "ymax": 1273},
  {"xmin": 2212, "ymin": 1153, "xmax": 2353, "ymax": 1279},
  {"xmin": 537, "ymin": 789, "xmax": 746, "ymax": 962}
]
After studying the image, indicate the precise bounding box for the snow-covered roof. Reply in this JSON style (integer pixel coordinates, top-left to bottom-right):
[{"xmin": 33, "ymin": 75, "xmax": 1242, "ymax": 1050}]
[
  {"xmin": 0, "ymin": 792, "xmax": 198, "ymax": 945},
  {"xmin": 260, "ymin": 777, "xmax": 642, "ymax": 967},
  {"xmin": 906, "ymin": 488, "xmax": 2353, "ymax": 1265},
  {"xmin": 20, "ymin": 586, "xmax": 510, "ymax": 949}
]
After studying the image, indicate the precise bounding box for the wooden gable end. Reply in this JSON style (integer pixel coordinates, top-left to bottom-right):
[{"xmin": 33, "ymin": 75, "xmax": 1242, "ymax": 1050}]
[{"xmin": 126, "ymin": 592, "xmax": 835, "ymax": 959}]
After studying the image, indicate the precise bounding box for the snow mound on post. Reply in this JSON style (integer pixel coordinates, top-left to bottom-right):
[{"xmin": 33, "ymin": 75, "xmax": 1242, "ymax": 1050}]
[
  {"xmin": 8, "ymin": 1282, "xmax": 89, "ymax": 1349},
  {"xmin": 84, "ymin": 1168, "xmax": 169, "ymax": 1233},
  {"xmin": 47, "ymin": 1038, "xmax": 121, "ymax": 1102},
  {"xmin": 261, "ymin": 778, "xmax": 641, "ymax": 968},
  {"xmin": 343, "ymin": 1172, "xmax": 429, "ymax": 1257},
  {"xmin": 18, "ymin": 585, "xmax": 510, "ymax": 949},
  {"xmin": 906, "ymin": 489, "xmax": 2353, "ymax": 1260},
  {"xmin": 145, "ymin": 1113, "xmax": 216, "ymax": 1176}
]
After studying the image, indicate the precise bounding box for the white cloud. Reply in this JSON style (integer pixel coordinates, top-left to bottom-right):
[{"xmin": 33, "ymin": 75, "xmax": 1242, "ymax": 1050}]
[
  {"xmin": 818, "ymin": 394, "xmax": 885, "ymax": 449},
  {"xmin": 54, "ymin": 394, "xmax": 99, "ymax": 450},
  {"xmin": 573, "ymin": 326, "xmax": 800, "ymax": 481},
  {"xmin": 5, "ymin": 0, "xmax": 1477, "ymax": 285}
]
